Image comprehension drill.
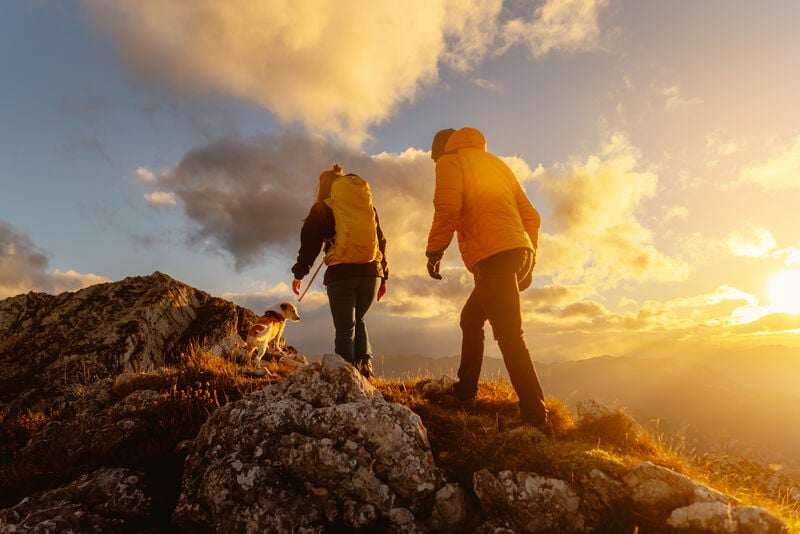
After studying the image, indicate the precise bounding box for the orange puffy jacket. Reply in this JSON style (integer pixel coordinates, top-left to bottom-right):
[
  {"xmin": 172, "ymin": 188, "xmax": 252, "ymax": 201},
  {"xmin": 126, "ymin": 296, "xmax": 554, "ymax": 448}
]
[{"xmin": 426, "ymin": 127, "xmax": 540, "ymax": 272}]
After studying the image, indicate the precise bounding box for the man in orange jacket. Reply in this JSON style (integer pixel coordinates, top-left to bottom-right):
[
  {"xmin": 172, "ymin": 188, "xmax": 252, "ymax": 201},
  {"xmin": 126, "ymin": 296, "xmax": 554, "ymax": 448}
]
[{"xmin": 425, "ymin": 127, "xmax": 548, "ymax": 428}]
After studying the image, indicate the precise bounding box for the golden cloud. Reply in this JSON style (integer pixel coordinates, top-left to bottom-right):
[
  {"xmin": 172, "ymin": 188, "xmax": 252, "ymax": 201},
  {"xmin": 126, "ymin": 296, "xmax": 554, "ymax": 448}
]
[
  {"xmin": 500, "ymin": 0, "xmax": 609, "ymax": 57},
  {"xmin": 726, "ymin": 226, "xmax": 777, "ymax": 259},
  {"xmin": 84, "ymin": 0, "xmax": 610, "ymax": 144},
  {"xmin": 535, "ymin": 132, "xmax": 689, "ymax": 288},
  {"xmin": 738, "ymin": 135, "xmax": 800, "ymax": 190}
]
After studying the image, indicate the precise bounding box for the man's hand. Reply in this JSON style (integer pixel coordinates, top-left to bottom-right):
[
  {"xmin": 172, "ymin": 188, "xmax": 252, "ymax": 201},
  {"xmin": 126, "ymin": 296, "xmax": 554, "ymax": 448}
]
[
  {"xmin": 426, "ymin": 250, "xmax": 444, "ymax": 280},
  {"xmin": 292, "ymin": 279, "xmax": 302, "ymax": 295},
  {"xmin": 377, "ymin": 281, "xmax": 387, "ymax": 301}
]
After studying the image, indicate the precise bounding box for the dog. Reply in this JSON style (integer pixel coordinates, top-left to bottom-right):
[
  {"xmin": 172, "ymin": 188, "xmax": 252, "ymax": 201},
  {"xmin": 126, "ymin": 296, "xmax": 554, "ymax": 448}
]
[{"xmin": 246, "ymin": 301, "xmax": 301, "ymax": 367}]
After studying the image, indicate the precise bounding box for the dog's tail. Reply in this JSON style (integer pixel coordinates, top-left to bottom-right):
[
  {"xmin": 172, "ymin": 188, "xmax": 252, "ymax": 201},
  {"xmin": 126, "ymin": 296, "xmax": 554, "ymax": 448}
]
[{"xmin": 248, "ymin": 323, "xmax": 268, "ymax": 336}]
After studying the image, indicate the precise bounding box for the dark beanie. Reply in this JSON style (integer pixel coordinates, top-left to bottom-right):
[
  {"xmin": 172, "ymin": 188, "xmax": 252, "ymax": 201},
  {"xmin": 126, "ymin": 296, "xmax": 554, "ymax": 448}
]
[{"xmin": 431, "ymin": 128, "xmax": 456, "ymax": 161}]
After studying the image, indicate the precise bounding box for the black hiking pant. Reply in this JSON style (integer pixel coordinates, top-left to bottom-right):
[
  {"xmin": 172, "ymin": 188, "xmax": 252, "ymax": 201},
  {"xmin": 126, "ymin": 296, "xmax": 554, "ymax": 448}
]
[{"xmin": 454, "ymin": 248, "xmax": 547, "ymax": 424}]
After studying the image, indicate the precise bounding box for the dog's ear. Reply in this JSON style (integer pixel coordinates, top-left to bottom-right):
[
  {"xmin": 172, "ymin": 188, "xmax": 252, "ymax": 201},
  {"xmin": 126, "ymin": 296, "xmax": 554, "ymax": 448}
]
[{"xmin": 280, "ymin": 302, "xmax": 289, "ymax": 311}]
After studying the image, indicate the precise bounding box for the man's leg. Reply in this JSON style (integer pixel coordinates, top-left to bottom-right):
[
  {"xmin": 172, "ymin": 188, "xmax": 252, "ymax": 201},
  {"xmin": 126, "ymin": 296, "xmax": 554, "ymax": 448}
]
[
  {"xmin": 455, "ymin": 287, "xmax": 487, "ymax": 401},
  {"xmin": 476, "ymin": 250, "xmax": 546, "ymax": 424}
]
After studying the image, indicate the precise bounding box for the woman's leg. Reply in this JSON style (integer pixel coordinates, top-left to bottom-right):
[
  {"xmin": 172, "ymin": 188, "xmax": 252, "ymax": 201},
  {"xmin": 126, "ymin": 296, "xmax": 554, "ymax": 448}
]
[
  {"xmin": 353, "ymin": 276, "xmax": 381, "ymax": 372},
  {"xmin": 326, "ymin": 278, "xmax": 358, "ymax": 363}
]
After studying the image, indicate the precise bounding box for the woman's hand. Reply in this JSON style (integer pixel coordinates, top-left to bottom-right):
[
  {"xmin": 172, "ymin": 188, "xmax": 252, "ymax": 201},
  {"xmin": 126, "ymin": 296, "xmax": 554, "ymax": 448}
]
[
  {"xmin": 292, "ymin": 279, "xmax": 302, "ymax": 296},
  {"xmin": 377, "ymin": 281, "xmax": 387, "ymax": 302}
]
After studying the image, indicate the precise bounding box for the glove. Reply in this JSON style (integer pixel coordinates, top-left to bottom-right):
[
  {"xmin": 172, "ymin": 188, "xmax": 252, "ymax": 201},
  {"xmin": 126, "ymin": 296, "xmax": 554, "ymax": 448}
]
[
  {"xmin": 292, "ymin": 279, "xmax": 302, "ymax": 295},
  {"xmin": 377, "ymin": 281, "xmax": 387, "ymax": 301},
  {"xmin": 426, "ymin": 250, "xmax": 444, "ymax": 280}
]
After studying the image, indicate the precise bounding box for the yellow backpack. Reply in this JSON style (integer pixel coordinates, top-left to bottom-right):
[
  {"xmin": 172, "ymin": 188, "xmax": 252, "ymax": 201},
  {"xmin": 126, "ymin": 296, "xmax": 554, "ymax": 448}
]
[{"xmin": 323, "ymin": 175, "xmax": 382, "ymax": 265}]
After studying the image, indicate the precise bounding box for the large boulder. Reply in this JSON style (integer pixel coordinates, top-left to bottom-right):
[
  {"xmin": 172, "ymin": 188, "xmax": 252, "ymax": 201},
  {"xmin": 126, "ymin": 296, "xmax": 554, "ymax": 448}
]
[
  {"xmin": 173, "ymin": 355, "xmax": 444, "ymax": 532},
  {"xmin": 0, "ymin": 272, "xmax": 256, "ymax": 417}
]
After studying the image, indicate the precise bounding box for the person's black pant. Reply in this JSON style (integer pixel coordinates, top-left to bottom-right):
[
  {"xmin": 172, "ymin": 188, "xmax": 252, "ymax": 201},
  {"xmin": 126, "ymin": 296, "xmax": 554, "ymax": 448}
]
[
  {"xmin": 454, "ymin": 248, "xmax": 546, "ymax": 423},
  {"xmin": 326, "ymin": 276, "xmax": 380, "ymax": 365}
]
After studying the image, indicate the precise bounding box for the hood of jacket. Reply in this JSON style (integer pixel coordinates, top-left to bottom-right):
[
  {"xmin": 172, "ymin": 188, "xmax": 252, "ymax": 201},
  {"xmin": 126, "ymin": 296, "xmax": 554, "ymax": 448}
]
[{"xmin": 444, "ymin": 127, "xmax": 486, "ymax": 153}]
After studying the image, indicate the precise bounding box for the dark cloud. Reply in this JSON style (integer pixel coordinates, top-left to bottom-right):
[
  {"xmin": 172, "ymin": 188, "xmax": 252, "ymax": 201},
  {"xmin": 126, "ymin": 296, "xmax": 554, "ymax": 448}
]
[
  {"xmin": 0, "ymin": 221, "xmax": 108, "ymax": 298},
  {"xmin": 160, "ymin": 132, "xmax": 358, "ymax": 270},
  {"xmin": 0, "ymin": 221, "xmax": 50, "ymax": 293},
  {"xmin": 158, "ymin": 132, "xmax": 435, "ymax": 273}
]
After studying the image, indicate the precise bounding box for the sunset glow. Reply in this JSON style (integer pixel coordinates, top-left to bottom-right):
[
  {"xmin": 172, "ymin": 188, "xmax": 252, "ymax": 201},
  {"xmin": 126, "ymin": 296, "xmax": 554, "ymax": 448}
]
[
  {"xmin": 766, "ymin": 269, "xmax": 800, "ymax": 315},
  {"xmin": 2, "ymin": 1, "xmax": 800, "ymax": 360}
]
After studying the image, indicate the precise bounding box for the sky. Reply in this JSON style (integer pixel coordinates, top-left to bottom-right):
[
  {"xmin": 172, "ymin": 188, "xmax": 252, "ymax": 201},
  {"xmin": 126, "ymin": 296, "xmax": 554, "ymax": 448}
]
[{"xmin": 2, "ymin": 0, "xmax": 800, "ymax": 362}]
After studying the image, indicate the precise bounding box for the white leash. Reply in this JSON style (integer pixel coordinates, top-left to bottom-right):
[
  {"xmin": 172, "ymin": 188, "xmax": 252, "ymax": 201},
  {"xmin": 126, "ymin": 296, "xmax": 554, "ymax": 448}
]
[{"xmin": 298, "ymin": 261, "xmax": 323, "ymax": 302}]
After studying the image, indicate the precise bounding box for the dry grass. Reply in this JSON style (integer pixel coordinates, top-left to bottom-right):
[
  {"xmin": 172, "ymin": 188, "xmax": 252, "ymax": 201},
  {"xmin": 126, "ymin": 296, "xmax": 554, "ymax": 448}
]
[
  {"xmin": 377, "ymin": 376, "xmax": 685, "ymax": 487},
  {"xmin": 376, "ymin": 373, "xmax": 798, "ymax": 531},
  {"xmin": 1, "ymin": 351, "xmax": 797, "ymax": 531}
]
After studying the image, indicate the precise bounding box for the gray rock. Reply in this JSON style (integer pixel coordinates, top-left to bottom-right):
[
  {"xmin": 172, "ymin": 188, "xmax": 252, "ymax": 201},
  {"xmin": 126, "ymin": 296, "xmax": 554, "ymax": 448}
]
[
  {"xmin": 0, "ymin": 467, "xmax": 153, "ymax": 532},
  {"xmin": 10, "ymin": 386, "xmax": 165, "ymax": 496},
  {"xmin": 623, "ymin": 461, "xmax": 731, "ymax": 516},
  {"xmin": 473, "ymin": 468, "xmax": 585, "ymax": 533},
  {"xmin": 172, "ymin": 354, "xmax": 444, "ymax": 532},
  {"xmin": 667, "ymin": 501, "xmax": 788, "ymax": 533},
  {"xmin": 430, "ymin": 483, "xmax": 468, "ymax": 533}
]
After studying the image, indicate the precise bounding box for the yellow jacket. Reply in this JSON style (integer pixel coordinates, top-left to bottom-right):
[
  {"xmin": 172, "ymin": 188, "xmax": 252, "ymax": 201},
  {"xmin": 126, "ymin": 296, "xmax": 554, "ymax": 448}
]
[{"xmin": 426, "ymin": 127, "xmax": 540, "ymax": 271}]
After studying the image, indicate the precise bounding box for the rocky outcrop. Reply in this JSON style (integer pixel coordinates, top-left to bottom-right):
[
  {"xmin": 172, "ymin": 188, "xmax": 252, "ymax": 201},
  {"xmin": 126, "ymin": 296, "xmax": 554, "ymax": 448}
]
[
  {"xmin": 623, "ymin": 462, "xmax": 786, "ymax": 533},
  {"xmin": 0, "ymin": 467, "xmax": 154, "ymax": 532},
  {"xmin": 0, "ymin": 273, "xmax": 792, "ymax": 532},
  {"xmin": 6, "ymin": 377, "xmax": 172, "ymax": 501},
  {"xmin": 172, "ymin": 354, "xmax": 444, "ymax": 532},
  {"xmin": 0, "ymin": 271, "xmax": 256, "ymax": 417}
]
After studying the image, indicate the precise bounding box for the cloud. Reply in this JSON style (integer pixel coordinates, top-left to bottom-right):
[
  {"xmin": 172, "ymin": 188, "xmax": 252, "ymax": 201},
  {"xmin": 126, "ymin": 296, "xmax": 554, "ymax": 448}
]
[
  {"xmin": 144, "ymin": 192, "xmax": 177, "ymax": 207},
  {"xmin": 774, "ymin": 245, "xmax": 800, "ymax": 266},
  {"xmin": 662, "ymin": 85, "xmax": 702, "ymax": 109},
  {"xmin": 472, "ymin": 78, "xmax": 504, "ymax": 93},
  {"xmin": 135, "ymin": 166, "xmax": 157, "ymax": 183},
  {"xmin": 725, "ymin": 226, "xmax": 800, "ymax": 266},
  {"xmin": 50, "ymin": 270, "xmax": 110, "ymax": 293},
  {"xmin": 152, "ymin": 132, "xmax": 436, "ymax": 273},
  {"xmin": 438, "ymin": 0, "xmax": 503, "ymax": 71},
  {"xmin": 0, "ymin": 221, "xmax": 109, "ymax": 298},
  {"xmin": 705, "ymin": 129, "xmax": 745, "ymax": 168},
  {"xmin": 501, "ymin": 157, "xmax": 545, "ymax": 184},
  {"xmin": 535, "ymin": 132, "xmax": 689, "ymax": 288},
  {"xmin": 667, "ymin": 285, "xmax": 760, "ymax": 310},
  {"xmin": 83, "ymin": 0, "xmax": 450, "ymax": 143},
  {"xmin": 738, "ymin": 135, "xmax": 800, "ymax": 190},
  {"xmin": 84, "ymin": 0, "xmax": 609, "ymax": 143},
  {"xmin": 500, "ymin": 0, "xmax": 610, "ymax": 57},
  {"xmin": 222, "ymin": 281, "xmax": 298, "ymax": 314},
  {"xmin": 726, "ymin": 226, "xmax": 777, "ymax": 259},
  {"xmin": 732, "ymin": 313, "xmax": 800, "ymax": 335}
]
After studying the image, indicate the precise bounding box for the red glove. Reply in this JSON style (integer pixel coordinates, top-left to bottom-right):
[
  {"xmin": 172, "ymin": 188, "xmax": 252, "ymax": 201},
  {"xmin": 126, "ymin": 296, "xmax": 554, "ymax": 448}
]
[{"xmin": 377, "ymin": 281, "xmax": 387, "ymax": 302}]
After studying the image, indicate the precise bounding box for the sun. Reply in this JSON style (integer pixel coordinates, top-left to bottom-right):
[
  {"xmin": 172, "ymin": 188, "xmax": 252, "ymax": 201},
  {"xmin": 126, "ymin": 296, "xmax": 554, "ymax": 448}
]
[{"xmin": 766, "ymin": 269, "xmax": 800, "ymax": 314}]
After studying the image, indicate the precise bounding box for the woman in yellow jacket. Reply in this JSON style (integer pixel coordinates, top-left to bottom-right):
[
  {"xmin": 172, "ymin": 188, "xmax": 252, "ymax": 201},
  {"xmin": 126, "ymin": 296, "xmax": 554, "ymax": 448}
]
[{"xmin": 425, "ymin": 127, "xmax": 548, "ymax": 428}]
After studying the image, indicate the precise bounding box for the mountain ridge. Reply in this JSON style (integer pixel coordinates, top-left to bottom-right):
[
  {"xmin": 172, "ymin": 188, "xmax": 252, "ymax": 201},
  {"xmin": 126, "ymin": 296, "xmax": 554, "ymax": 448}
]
[{"xmin": 0, "ymin": 272, "xmax": 796, "ymax": 532}]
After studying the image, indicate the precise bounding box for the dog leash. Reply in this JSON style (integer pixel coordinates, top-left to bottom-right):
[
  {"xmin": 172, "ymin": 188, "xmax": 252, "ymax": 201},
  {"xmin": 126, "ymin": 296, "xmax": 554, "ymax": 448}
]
[{"xmin": 298, "ymin": 261, "xmax": 323, "ymax": 302}]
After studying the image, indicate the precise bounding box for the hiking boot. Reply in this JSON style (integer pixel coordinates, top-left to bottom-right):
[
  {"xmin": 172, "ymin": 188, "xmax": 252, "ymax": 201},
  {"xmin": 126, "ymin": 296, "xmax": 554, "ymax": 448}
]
[{"xmin": 357, "ymin": 360, "xmax": 374, "ymax": 380}]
